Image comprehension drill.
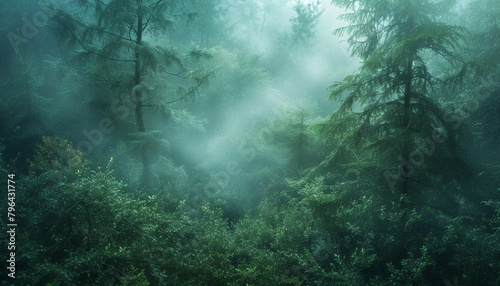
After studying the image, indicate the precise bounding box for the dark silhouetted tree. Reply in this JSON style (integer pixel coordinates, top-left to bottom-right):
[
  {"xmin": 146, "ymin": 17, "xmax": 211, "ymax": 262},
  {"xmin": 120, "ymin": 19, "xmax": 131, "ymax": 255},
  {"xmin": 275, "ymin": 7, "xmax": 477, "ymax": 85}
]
[{"xmin": 51, "ymin": 0, "xmax": 213, "ymax": 185}]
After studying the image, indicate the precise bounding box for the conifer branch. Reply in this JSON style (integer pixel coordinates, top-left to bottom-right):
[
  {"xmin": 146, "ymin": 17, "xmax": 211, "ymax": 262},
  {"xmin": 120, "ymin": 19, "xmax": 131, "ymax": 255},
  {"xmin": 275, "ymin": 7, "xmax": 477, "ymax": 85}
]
[
  {"xmin": 162, "ymin": 71, "xmax": 213, "ymax": 105},
  {"xmin": 64, "ymin": 23, "xmax": 136, "ymax": 63},
  {"xmin": 89, "ymin": 26, "xmax": 137, "ymax": 44},
  {"xmin": 143, "ymin": 0, "xmax": 166, "ymax": 31}
]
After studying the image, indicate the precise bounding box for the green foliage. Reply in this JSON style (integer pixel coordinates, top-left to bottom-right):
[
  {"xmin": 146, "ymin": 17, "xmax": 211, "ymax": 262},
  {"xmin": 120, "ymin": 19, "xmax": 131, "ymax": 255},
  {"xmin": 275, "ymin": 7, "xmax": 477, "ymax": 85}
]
[
  {"xmin": 282, "ymin": 102, "xmax": 325, "ymax": 175},
  {"xmin": 15, "ymin": 137, "xmax": 320, "ymax": 285},
  {"xmin": 463, "ymin": 0, "xmax": 500, "ymax": 70},
  {"xmin": 442, "ymin": 187, "xmax": 500, "ymax": 285},
  {"xmin": 185, "ymin": 0, "xmax": 230, "ymax": 47},
  {"xmin": 28, "ymin": 136, "xmax": 89, "ymax": 177},
  {"xmin": 4, "ymin": 1, "xmax": 500, "ymax": 285},
  {"xmin": 292, "ymin": 2, "xmax": 494, "ymax": 284},
  {"xmin": 290, "ymin": 0, "xmax": 324, "ymax": 49},
  {"xmin": 48, "ymin": 0, "xmax": 216, "ymax": 186},
  {"xmin": 320, "ymin": 0, "xmax": 472, "ymax": 211},
  {"xmin": 20, "ymin": 169, "xmax": 150, "ymax": 284},
  {"xmin": 127, "ymin": 130, "xmax": 170, "ymax": 157},
  {"xmin": 263, "ymin": 0, "xmax": 324, "ymax": 76}
]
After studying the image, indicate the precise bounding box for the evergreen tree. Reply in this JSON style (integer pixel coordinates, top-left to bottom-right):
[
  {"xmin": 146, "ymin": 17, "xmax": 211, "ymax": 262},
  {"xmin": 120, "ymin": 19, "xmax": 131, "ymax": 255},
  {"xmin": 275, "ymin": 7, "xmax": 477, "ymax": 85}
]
[
  {"xmin": 326, "ymin": 0, "xmax": 469, "ymax": 215},
  {"xmin": 50, "ymin": 0, "xmax": 213, "ymax": 185},
  {"xmin": 264, "ymin": 0, "xmax": 324, "ymax": 76},
  {"xmin": 281, "ymin": 101, "xmax": 325, "ymax": 176},
  {"xmin": 303, "ymin": 0, "xmax": 474, "ymax": 281},
  {"xmin": 289, "ymin": 0, "xmax": 324, "ymax": 51},
  {"xmin": 186, "ymin": 0, "xmax": 229, "ymax": 48}
]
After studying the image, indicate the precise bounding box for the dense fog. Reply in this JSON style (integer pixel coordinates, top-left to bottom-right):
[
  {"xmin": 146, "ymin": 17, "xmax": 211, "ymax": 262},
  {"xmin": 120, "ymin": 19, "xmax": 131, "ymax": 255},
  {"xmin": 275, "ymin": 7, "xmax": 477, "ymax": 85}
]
[{"xmin": 0, "ymin": 0, "xmax": 499, "ymax": 285}]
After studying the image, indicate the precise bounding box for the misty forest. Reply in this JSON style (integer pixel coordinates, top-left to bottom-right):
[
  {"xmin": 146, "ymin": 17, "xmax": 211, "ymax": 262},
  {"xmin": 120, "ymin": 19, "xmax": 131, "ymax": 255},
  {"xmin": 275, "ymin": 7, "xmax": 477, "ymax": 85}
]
[{"xmin": 0, "ymin": 0, "xmax": 499, "ymax": 285}]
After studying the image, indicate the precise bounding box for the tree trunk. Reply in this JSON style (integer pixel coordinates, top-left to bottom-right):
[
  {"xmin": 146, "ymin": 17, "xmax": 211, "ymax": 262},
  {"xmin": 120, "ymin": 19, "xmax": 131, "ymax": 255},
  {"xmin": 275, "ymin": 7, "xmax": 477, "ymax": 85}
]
[
  {"xmin": 401, "ymin": 52, "xmax": 413, "ymax": 216},
  {"xmin": 134, "ymin": 0, "xmax": 150, "ymax": 184},
  {"xmin": 135, "ymin": 0, "xmax": 144, "ymax": 132},
  {"xmin": 399, "ymin": 13, "xmax": 415, "ymax": 262}
]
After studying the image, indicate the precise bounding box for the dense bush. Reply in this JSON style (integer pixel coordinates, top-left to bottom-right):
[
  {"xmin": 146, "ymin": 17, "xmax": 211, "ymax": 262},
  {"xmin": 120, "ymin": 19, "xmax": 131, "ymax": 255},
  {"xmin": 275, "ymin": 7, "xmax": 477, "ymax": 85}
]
[{"xmin": 0, "ymin": 133, "xmax": 497, "ymax": 286}]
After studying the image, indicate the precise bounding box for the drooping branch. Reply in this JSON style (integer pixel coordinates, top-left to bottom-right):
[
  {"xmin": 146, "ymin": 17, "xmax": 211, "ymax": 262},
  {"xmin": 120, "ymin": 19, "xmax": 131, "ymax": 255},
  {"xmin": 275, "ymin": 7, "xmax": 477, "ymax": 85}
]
[
  {"xmin": 142, "ymin": 0, "xmax": 166, "ymax": 31},
  {"xmin": 162, "ymin": 71, "xmax": 214, "ymax": 105},
  {"xmin": 64, "ymin": 23, "xmax": 136, "ymax": 63},
  {"xmin": 88, "ymin": 26, "xmax": 137, "ymax": 44}
]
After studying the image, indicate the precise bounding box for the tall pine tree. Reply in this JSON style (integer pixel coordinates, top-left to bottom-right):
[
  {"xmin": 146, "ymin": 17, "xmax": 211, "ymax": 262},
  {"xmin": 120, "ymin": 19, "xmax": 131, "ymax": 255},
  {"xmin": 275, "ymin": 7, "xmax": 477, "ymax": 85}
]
[
  {"xmin": 302, "ymin": 0, "xmax": 474, "ymax": 280},
  {"xmin": 50, "ymin": 0, "xmax": 213, "ymax": 185},
  {"xmin": 324, "ymin": 0, "xmax": 470, "ymax": 218}
]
